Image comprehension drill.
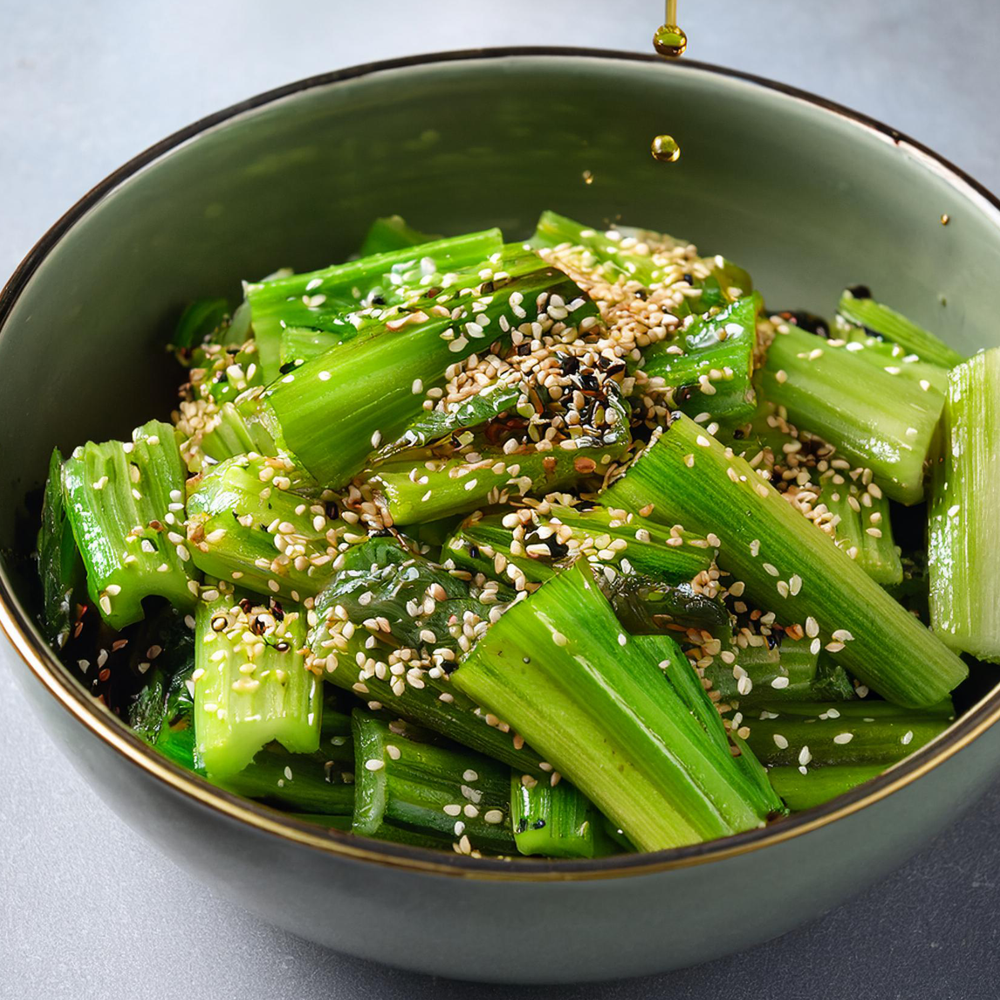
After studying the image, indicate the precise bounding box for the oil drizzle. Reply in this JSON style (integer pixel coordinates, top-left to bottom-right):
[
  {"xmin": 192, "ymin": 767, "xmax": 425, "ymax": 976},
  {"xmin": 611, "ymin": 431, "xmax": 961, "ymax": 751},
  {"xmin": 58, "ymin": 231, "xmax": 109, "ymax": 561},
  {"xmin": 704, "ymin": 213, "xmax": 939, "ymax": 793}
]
[
  {"xmin": 652, "ymin": 1, "xmax": 684, "ymax": 162},
  {"xmin": 651, "ymin": 134, "xmax": 681, "ymax": 163},
  {"xmin": 653, "ymin": 0, "xmax": 687, "ymax": 57}
]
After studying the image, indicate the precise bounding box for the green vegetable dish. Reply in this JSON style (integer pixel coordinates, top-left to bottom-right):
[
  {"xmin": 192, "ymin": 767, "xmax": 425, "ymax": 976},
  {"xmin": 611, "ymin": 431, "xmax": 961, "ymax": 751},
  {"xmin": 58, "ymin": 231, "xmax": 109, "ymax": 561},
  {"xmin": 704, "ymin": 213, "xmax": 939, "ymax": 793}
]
[{"xmin": 37, "ymin": 210, "xmax": 992, "ymax": 859}]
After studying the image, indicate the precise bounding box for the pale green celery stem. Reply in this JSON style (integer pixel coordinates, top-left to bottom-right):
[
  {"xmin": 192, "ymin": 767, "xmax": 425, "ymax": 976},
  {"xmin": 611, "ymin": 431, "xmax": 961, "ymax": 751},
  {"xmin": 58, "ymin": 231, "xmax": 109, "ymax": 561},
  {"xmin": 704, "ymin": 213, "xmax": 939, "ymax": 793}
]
[
  {"xmin": 761, "ymin": 325, "xmax": 944, "ymax": 504},
  {"xmin": 455, "ymin": 564, "xmax": 765, "ymax": 851},
  {"xmin": 823, "ymin": 484, "xmax": 902, "ymax": 586},
  {"xmin": 195, "ymin": 594, "xmax": 322, "ymax": 777},
  {"xmin": 929, "ymin": 348, "xmax": 1000, "ymax": 661}
]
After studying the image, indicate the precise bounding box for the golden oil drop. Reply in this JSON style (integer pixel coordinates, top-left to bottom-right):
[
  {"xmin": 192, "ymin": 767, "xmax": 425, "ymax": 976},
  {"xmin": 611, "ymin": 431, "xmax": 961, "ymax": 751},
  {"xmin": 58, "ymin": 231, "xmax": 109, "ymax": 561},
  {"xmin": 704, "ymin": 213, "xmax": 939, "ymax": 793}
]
[
  {"xmin": 582, "ymin": 169, "xmax": 594, "ymax": 185},
  {"xmin": 653, "ymin": 24, "xmax": 687, "ymax": 57},
  {"xmin": 651, "ymin": 134, "xmax": 681, "ymax": 163},
  {"xmin": 653, "ymin": 0, "xmax": 686, "ymax": 56}
]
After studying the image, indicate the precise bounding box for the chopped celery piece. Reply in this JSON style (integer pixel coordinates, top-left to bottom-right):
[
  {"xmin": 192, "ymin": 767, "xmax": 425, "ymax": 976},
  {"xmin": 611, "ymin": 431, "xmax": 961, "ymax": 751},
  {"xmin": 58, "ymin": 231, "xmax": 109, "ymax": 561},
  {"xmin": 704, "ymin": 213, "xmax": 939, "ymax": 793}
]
[
  {"xmin": 761, "ymin": 325, "xmax": 944, "ymax": 504},
  {"xmin": 929, "ymin": 347, "xmax": 1000, "ymax": 660},
  {"xmin": 643, "ymin": 294, "xmax": 761, "ymax": 428},
  {"xmin": 352, "ymin": 710, "xmax": 515, "ymax": 854},
  {"xmin": 133, "ymin": 661, "xmax": 354, "ymax": 814},
  {"xmin": 178, "ymin": 400, "xmax": 274, "ymax": 474},
  {"xmin": 62, "ymin": 420, "xmax": 200, "ymax": 628},
  {"xmin": 194, "ymin": 589, "xmax": 321, "ymax": 778},
  {"xmin": 743, "ymin": 699, "xmax": 953, "ymax": 768},
  {"xmin": 443, "ymin": 504, "xmax": 714, "ymax": 589},
  {"xmin": 632, "ymin": 633, "xmax": 785, "ymax": 818},
  {"xmin": 247, "ymin": 230, "xmax": 501, "ymax": 327},
  {"xmin": 369, "ymin": 434, "xmax": 626, "ymax": 525},
  {"xmin": 603, "ymin": 412, "xmax": 967, "ymax": 708},
  {"xmin": 823, "ymin": 481, "xmax": 902, "ymax": 585},
  {"xmin": 197, "ymin": 402, "xmax": 265, "ymax": 465},
  {"xmin": 704, "ymin": 641, "xmax": 855, "ymax": 706},
  {"xmin": 511, "ymin": 776, "xmax": 616, "ymax": 859},
  {"xmin": 454, "ymin": 562, "xmax": 770, "ymax": 852},
  {"xmin": 837, "ymin": 287, "xmax": 965, "ymax": 368},
  {"xmin": 37, "ymin": 447, "xmax": 85, "ymax": 649},
  {"xmin": 531, "ymin": 210, "xmax": 674, "ymax": 286},
  {"xmin": 247, "ymin": 229, "xmax": 504, "ymax": 382},
  {"xmin": 767, "ymin": 764, "xmax": 887, "ymax": 811},
  {"xmin": 171, "ymin": 297, "xmax": 230, "ymax": 353},
  {"xmin": 307, "ymin": 538, "xmax": 546, "ymax": 774},
  {"xmin": 358, "ymin": 215, "xmax": 437, "ymax": 256},
  {"xmin": 186, "ymin": 454, "xmax": 356, "ymax": 602},
  {"xmin": 260, "ymin": 265, "xmax": 595, "ymax": 489},
  {"xmin": 530, "ymin": 211, "xmax": 752, "ymax": 313},
  {"xmin": 223, "ymin": 709, "xmax": 354, "ymax": 815},
  {"xmin": 830, "ymin": 317, "xmax": 951, "ymax": 395}
]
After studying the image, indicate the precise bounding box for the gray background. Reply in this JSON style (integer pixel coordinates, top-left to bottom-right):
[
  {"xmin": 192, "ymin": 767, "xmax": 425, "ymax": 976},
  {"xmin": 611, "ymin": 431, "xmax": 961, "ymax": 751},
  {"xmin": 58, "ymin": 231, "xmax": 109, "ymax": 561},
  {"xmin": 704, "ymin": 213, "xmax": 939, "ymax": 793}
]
[{"xmin": 2, "ymin": 1, "xmax": 999, "ymax": 997}]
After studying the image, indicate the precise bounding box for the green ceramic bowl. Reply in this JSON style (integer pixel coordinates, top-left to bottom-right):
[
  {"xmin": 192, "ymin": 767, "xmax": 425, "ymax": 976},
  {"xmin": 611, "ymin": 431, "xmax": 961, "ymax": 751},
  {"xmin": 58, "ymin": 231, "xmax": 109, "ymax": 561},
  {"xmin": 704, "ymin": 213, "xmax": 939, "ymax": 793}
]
[{"xmin": 4, "ymin": 48, "xmax": 1000, "ymax": 984}]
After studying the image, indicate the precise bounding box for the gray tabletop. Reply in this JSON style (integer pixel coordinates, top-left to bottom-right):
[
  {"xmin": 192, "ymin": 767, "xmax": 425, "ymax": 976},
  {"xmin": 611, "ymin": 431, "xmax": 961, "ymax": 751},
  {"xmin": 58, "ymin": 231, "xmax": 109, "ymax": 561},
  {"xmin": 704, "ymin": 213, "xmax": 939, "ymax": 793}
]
[{"xmin": 2, "ymin": 1, "xmax": 1000, "ymax": 997}]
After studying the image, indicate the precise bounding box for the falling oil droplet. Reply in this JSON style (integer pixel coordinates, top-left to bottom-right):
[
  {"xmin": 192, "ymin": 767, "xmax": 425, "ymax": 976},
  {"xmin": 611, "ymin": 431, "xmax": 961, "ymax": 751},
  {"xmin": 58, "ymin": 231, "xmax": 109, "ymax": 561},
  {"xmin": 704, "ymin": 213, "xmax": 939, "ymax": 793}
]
[
  {"xmin": 651, "ymin": 134, "xmax": 681, "ymax": 163},
  {"xmin": 582, "ymin": 169, "xmax": 594, "ymax": 185},
  {"xmin": 941, "ymin": 213, "xmax": 950, "ymax": 225},
  {"xmin": 653, "ymin": 23, "xmax": 687, "ymax": 57}
]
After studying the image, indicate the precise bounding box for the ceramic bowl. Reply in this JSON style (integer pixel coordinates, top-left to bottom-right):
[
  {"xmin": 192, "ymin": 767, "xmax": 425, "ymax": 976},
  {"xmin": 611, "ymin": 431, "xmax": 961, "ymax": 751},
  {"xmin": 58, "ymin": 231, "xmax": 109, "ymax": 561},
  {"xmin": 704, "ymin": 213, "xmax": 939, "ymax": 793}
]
[{"xmin": 4, "ymin": 48, "xmax": 1000, "ymax": 984}]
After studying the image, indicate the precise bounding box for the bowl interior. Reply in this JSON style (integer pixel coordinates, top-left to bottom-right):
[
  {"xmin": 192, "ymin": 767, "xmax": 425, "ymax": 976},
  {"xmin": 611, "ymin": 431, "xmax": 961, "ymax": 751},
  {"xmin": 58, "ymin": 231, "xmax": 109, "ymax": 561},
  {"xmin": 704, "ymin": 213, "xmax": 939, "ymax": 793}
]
[{"xmin": 4, "ymin": 48, "xmax": 1000, "ymax": 848}]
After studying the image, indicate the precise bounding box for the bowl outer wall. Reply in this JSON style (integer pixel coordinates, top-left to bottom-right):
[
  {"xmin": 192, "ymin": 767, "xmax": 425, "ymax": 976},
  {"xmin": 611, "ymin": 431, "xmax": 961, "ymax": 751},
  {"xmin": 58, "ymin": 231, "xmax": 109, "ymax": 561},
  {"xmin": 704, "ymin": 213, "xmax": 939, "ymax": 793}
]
[{"xmin": 3, "ymin": 50, "xmax": 1000, "ymax": 982}]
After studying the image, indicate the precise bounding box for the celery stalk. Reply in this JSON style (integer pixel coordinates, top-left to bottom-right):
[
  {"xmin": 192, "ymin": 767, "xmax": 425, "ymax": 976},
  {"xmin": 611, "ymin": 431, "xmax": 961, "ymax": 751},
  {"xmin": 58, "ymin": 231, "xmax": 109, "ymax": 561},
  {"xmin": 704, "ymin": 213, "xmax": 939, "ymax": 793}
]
[
  {"xmin": 62, "ymin": 421, "xmax": 201, "ymax": 628},
  {"xmin": 767, "ymin": 764, "xmax": 887, "ymax": 811},
  {"xmin": 194, "ymin": 589, "xmax": 322, "ymax": 778},
  {"xmin": 929, "ymin": 347, "xmax": 1000, "ymax": 660},
  {"xmin": 510, "ymin": 776, "xmax": 617, "ymax": 859},
  {"xmin": 837, "ymin": 287, "xmax": 965, "ymax": 368},
  {"xmin": 454, "ymin": 562, "xmax": 770, "ymax": 852},
  {"xmin": 760, "ymin": 325, "xmax": 944, "ymax": 504},
  {"xmin": 352, "ymin": 710, "xmax": 514, "ymax": 854}
]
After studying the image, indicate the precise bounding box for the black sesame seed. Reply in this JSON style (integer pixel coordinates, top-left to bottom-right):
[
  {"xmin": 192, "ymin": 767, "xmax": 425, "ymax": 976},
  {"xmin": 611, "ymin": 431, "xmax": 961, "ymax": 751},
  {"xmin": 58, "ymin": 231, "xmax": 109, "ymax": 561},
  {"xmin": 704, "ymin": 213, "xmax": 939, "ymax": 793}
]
[{"xmin": 531, "ymin": 819, "xmax": 546, "ymax": 830}]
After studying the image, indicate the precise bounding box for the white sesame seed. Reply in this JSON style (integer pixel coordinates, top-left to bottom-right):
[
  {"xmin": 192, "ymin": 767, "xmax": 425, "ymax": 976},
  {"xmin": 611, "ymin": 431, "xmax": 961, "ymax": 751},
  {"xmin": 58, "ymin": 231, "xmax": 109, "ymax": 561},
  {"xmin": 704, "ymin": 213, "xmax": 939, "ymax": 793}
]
[
  {"xmin": 833, "ymin": 733, "xmax": 854, "ymax": 744},
  {"xmin": 364, "ymin": 759, "xmax": 384, "ymax": 771},
  {"xmin": 773, "ymin": 733, "xmax": 789, "ymax": 749}
]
